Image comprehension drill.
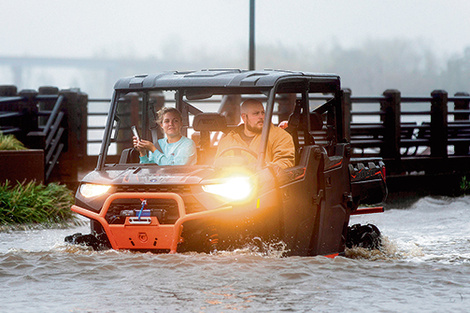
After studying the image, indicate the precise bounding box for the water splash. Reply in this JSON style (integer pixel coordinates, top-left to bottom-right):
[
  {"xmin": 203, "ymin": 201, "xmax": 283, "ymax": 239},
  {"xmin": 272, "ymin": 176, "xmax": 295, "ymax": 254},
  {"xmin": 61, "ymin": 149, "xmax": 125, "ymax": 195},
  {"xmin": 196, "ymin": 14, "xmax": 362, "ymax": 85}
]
[
  {"xmin": 213, "ymin": 238, "xmax": 290, "ymax": 258},
  {"xmin": 345, "ymin": 236, "xmax": 424, "ymax": 261}
]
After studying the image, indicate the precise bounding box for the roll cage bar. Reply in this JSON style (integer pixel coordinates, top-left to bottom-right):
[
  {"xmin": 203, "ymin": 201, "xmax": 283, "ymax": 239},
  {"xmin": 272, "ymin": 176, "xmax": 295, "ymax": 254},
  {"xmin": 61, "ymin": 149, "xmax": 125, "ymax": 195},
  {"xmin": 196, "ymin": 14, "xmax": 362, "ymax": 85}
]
[{"xmin": 96, "ymin": 70, "xmax": 342, "ymax": 171}]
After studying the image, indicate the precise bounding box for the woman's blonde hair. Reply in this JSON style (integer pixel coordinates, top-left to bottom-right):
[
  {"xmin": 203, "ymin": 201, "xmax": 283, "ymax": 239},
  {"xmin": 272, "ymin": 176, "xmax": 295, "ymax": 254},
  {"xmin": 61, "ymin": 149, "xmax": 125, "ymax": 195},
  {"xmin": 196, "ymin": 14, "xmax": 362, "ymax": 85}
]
[{"xmin": 156, "ymin": 107, "xmax": 182, "ymax": 125}]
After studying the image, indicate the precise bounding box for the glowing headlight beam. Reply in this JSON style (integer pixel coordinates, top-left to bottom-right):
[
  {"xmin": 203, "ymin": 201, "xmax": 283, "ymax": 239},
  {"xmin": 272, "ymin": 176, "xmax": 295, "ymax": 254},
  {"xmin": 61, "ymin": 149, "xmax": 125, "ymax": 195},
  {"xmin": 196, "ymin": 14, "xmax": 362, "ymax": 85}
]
[
  {"xmin": 203, "ymin": 176, "xmax": 253, "ymax": 201},
  {"xmin": 79, "ymin": 183, "xmax": 112, "ymax": 198}
]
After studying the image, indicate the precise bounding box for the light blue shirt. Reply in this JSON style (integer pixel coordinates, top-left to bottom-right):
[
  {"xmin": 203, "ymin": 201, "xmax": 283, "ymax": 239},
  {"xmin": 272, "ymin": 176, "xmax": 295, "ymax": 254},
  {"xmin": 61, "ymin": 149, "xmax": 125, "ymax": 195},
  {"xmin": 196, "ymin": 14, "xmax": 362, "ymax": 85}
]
[{"xmin": 139, "ymin": 136, "xmax": 197, "ymax": 165}]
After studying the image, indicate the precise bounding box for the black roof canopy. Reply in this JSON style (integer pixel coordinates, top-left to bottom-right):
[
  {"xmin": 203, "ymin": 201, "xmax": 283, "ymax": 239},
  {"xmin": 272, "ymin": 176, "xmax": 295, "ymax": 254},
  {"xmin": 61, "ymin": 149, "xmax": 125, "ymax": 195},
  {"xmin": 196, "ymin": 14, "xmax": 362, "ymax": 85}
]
[{"xmin": 113, "ymin": 69, "xmax": 340, "ymax": 94}]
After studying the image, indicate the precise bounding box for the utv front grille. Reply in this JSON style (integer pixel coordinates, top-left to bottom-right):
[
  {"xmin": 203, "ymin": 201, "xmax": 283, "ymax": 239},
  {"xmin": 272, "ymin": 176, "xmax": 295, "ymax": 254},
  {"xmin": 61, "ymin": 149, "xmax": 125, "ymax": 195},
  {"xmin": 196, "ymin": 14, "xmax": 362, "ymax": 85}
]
[
  {"xmin": 107, "ymin": 185, "xmax": 205, "ymax": 224},
  {"xmin": 106, "ymin": 198, "xmax": 179, "ymax": 224},
  {"xmin": 116, "ymin": 185, "xmax": 191, "ymax": 193}
]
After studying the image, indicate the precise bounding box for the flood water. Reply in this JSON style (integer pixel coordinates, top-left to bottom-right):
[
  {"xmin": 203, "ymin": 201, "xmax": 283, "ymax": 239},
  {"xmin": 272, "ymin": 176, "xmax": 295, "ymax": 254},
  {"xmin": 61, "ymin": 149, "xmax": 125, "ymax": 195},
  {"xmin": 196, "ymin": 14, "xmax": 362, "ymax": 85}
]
[{"xmin": 1, "ymin": 196, "xmax": 470, "ymax": 312}]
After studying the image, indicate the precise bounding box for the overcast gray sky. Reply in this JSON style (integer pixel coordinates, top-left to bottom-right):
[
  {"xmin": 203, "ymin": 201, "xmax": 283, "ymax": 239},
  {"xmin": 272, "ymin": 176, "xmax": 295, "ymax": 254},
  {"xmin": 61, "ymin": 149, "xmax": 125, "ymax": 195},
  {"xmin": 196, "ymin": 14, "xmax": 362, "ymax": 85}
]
[{"xmin": 1, "ymin": 0, "xmax": 470, "ymax": 59}]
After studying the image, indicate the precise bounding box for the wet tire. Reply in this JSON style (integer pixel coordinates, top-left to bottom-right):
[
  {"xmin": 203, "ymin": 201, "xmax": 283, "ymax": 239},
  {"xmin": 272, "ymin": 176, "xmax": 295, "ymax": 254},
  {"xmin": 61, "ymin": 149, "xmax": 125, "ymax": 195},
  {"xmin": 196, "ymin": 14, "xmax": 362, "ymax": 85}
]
[
  {"xmin": 64, "ymin": 232, "xmax": 111, "ymax": 251},
  {"xmin": 346, "ymin": 223, "xmax": 382, "ymax": 250}
]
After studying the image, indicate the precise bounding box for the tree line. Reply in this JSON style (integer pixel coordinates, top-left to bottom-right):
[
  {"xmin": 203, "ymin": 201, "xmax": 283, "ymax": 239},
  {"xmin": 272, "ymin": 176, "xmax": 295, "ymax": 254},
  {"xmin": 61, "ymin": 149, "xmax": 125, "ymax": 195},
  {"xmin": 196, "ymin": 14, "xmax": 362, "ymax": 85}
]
[{"xmin": 181, "ymin": 38, "xmax": 470, "ymax": 96}]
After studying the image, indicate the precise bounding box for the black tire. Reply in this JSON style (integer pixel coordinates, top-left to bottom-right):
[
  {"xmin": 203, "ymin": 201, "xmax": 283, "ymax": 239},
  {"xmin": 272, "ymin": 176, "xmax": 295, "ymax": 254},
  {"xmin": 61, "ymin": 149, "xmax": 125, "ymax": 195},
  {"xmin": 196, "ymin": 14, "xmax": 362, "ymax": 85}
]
[{"xmin": 346, "ymin": 223, "xmax": 382, "ymax": 250}]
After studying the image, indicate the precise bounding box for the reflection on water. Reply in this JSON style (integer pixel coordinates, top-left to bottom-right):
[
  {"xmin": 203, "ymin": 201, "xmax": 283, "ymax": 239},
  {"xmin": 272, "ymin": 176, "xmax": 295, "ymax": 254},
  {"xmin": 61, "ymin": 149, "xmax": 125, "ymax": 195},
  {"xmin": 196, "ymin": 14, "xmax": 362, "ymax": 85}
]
[{"xmin": 1, "ymin": 196, "xmax": 470, "ymax": 312}]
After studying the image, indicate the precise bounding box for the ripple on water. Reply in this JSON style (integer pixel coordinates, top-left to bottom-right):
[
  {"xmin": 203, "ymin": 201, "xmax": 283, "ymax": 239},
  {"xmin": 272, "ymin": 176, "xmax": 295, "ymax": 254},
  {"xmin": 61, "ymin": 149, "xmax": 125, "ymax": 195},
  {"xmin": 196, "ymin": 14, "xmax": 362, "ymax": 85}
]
[{"xmin": 2, "ymin": 197, "xmax": 470, "ymax": 312}]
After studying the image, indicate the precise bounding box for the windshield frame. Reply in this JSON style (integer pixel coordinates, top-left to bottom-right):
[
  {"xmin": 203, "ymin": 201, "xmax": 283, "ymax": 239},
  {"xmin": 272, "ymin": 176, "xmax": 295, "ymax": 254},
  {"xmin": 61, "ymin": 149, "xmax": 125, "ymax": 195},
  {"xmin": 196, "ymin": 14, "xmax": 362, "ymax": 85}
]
[{"xmin": 96, "ymin": 73, "xmax": 342, "ymax": 171}]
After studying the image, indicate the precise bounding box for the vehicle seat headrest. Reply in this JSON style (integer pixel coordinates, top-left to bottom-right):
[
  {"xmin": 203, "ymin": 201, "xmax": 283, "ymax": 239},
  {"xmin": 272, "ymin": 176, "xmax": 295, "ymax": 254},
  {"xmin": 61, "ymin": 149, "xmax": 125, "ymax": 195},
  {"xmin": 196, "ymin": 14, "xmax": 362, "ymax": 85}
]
[
  {"xmin": 310, "ymin": 112, "xmax": 323, "ymax": 131},
  {"xmin": 193, "ymin": 113, "xmax": 227, "ymax": 132}
]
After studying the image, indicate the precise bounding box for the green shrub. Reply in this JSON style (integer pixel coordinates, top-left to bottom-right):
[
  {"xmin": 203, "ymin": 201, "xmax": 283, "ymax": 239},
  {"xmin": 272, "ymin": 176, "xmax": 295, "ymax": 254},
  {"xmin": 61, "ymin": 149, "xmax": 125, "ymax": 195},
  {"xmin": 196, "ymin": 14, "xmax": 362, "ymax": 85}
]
[
  {"xmin": 461, "ymin": 176, "xmax": 470, "ymax": 194},
  {"xmin": 0, "ymin": 180, "xmax": 77, "ymax": 226},
  {"xmin": 0, "ymin": 133, "xmax": 27, "ymax": 150}
]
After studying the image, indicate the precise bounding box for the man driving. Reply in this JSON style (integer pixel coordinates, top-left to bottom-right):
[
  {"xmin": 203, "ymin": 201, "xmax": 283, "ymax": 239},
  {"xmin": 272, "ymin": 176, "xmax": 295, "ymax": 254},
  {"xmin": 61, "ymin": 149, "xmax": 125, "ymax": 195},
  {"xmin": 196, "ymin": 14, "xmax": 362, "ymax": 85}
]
[{"xmin": 215, "ymin": 98, "xmax": 295, "ymax": 169}]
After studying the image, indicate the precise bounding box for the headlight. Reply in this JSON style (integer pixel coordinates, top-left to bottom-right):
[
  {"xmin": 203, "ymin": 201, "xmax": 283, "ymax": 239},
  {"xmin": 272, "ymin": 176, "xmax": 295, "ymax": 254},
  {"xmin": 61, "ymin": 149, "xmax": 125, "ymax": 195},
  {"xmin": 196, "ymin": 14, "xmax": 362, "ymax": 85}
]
[
  {"xmin": 79, "ymin": 183, "xmax": 112, "ymax": 198},
  {"xmin": 203, "ymin": 176, "xmax": 254, "ymax": 201}
]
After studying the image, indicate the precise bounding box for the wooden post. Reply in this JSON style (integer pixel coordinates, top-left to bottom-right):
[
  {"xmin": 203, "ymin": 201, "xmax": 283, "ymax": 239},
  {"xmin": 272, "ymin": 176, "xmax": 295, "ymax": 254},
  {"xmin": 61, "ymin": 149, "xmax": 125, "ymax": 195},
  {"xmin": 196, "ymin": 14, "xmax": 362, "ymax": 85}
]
[
  {"xmin": 430, "ymin": 90, "xmax": 448, "ymax": 158},
  {"xmin": 76, "ymin": 91, "xmax": 88, "ymax": 162},
  {"xmin": 60, "ymin": 89, "xmax": 88, "ymax": 167},
  {"xmin": 381, "ymin": 89, "xmax": 401, "ymax": 160},
  {"xmin": 18, "ymin": 89, "xmax": 39, "ymax": 148},
  {"xmin": 341, "ymin": 88, "xmax": 352, "ymax": 142},
  {"xmin": 0, "ymin": 85, "xmax": 17, "ymax": 96},
  {"xmin": 38, "ymin": 86, "xmax": 59, "ymax": 128},
  {"xmin": 454, "ymin": 92, "xmax": 469, "ymax": 155}
]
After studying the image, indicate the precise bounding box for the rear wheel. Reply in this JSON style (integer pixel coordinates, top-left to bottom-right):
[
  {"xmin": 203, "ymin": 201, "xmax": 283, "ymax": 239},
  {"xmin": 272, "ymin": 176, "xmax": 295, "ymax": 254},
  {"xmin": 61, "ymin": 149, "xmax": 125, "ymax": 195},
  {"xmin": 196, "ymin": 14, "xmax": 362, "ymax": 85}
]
[{"xmin": 346, "ymin": 223, "xmax": 382, "ymax": 250}]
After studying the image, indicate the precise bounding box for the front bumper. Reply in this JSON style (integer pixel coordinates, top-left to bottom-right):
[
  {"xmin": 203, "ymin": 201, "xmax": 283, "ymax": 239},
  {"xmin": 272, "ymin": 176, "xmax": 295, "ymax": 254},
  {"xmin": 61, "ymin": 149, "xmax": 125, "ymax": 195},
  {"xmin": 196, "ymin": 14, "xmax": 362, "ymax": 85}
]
[{"xmin": 71, "ymin": 192, "xmax": 233, "ymax": 253}]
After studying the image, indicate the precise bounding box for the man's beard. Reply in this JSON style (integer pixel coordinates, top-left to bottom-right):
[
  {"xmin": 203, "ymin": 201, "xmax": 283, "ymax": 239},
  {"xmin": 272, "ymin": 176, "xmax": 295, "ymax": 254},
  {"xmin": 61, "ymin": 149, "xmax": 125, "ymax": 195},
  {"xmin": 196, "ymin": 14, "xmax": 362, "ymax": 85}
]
[{"xmin": 246, "ymin": 121, "xmax": 263, "ymax": 134}]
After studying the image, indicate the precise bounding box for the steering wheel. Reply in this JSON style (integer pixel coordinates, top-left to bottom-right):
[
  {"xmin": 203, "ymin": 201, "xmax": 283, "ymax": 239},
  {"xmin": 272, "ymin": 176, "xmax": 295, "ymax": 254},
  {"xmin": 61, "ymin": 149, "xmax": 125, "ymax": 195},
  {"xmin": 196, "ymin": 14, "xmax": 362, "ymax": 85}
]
[
  {"xmin": 215, "ymin": 146, "xmax": 264, "ymax": 168},
  {"xmin": 217, "ymin": 146, "xmax": 259, "ymax": 158}
]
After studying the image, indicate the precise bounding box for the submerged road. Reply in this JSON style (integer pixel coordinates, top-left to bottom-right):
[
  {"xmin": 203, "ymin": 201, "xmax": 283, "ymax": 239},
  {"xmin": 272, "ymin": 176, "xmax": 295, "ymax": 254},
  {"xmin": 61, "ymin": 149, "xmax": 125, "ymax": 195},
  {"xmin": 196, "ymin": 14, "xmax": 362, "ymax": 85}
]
[{"xmin": 0, "ymin": 196, "xmax": 469, "ymax": 312}]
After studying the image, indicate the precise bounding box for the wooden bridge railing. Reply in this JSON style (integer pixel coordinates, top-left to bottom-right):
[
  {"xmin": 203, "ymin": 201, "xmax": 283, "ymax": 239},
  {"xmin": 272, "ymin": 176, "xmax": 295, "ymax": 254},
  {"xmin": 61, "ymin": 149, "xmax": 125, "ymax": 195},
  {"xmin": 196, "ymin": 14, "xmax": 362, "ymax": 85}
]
[
  {"xmin": 343, "ymin": 89, "xmax": 470, "ymax": 176},
  {"xmin": 2, "ymin": 85, "xmax": 470, "ymax": 189},
  {"xmin": 0, "ymin": 86, "xmax": 87, "ymax": 185},
  {"xmin": 80, "ymin": 89, "xmax": 470, "ymax": 177}
]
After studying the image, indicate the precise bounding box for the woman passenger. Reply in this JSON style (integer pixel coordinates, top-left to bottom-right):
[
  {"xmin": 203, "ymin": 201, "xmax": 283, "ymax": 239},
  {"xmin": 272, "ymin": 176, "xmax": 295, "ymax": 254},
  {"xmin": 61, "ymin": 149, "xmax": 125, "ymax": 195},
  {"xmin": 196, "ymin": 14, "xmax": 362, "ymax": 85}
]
[{"xmin": 133, "ymin": 107, "xmax": 197, "ymax": 165}]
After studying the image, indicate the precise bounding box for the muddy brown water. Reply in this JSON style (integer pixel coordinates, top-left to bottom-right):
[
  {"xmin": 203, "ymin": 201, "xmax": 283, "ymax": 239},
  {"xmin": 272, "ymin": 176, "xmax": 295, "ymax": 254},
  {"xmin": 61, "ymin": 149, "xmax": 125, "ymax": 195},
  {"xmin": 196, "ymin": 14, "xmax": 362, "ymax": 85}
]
[{"xmin": 1, "ymin": 196, "xmax": 470, "ymax": 312}]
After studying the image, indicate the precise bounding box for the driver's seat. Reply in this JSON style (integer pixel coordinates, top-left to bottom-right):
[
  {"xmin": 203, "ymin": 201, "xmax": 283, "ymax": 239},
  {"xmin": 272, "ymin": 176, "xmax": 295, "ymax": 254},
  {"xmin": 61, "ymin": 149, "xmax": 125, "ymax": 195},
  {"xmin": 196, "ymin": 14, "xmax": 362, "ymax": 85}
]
[{"xmin": 193, "ymin": 113, "xmax": 228, "ymax": 164}]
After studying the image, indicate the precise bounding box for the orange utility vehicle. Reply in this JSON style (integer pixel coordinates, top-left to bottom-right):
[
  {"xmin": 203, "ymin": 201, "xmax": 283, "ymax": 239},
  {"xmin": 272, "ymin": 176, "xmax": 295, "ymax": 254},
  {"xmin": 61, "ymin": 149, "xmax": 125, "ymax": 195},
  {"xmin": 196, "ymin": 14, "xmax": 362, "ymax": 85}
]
[{"xmin": 67, "ymin": 69, "xmax": 387, "ymax": 256}]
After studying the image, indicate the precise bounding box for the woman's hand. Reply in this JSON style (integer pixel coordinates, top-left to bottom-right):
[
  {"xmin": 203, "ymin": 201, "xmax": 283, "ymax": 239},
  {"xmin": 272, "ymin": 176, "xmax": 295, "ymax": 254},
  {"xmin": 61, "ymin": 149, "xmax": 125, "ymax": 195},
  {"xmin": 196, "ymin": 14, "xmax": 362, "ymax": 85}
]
[{"xmin": 133, "ymin": 136, "xmax": 156, "ymax": 156}]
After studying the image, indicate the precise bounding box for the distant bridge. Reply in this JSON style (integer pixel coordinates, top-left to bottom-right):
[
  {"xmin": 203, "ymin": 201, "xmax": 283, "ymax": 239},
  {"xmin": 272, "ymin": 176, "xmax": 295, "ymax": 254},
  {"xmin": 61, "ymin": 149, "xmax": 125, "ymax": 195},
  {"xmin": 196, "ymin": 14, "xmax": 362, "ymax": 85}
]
[{"xmin": 0, "ymin": 55, "xmax": 188, "ymax": 91}]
